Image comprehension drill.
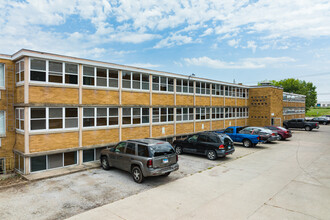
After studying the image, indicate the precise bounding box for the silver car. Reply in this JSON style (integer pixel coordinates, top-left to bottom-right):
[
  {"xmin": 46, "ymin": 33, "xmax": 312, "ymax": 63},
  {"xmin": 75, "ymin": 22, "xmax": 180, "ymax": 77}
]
[{"xmin": 100, "ymin": 139, "xmax": 179, "ymax": 183}]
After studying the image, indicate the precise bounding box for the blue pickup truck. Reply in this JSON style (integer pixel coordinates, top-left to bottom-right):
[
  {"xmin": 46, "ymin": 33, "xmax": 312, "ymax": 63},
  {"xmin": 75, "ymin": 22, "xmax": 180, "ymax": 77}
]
[{"xmin": 215, "ymin": 126, "xmax": 263, "ymax": 147}]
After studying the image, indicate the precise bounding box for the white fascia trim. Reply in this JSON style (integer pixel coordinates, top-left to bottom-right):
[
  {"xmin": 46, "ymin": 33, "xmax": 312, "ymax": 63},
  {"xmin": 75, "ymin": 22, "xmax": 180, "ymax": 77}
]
[{"xmin": 11, "ymin": 50, "xmax": 250, "ymax": 89}]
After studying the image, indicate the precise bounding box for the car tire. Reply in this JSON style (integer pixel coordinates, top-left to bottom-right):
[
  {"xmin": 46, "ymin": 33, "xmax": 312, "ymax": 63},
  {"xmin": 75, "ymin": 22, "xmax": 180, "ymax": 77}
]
[
  {"xmin": 323, "ymin": 122, "xmax": 327, "ymax": 125},
  {"xmin": 206, "ymin": 150, "xmax": 217, "ymax": 160},
  {"xmin": 101, "ymin": 156, "xmax": 110, "ymax": 170},
  {"xmin": 132, "ymin": 166, "xmax": 144, "ymax": 183},
  {"xmin": 175, "ymin": 145, "xmax": 183, "ymax": 155},
  {"xmin": 305, "ymin": 126, "xmax": 311, "ymax": 131},
  {"xmin": 162, "ymin": 172, "xmax": 171, "ymax": 177},
  {"xmin": 279, "ymin": 135, "xmax": 285, "ymax": 141},
  {"xmin": 243, "ymin": 139, "xmax": 252, "ymax": 148}
]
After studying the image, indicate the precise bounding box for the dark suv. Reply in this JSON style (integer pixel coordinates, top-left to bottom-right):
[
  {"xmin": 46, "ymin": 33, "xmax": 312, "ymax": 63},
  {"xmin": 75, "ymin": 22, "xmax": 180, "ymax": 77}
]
[
  {"xmin": 100, "ymin": 139, "xmax": 179, "ymax": 183},
  {"xmin": 173, "ymin": 132, "xmax": 235, "ymax": 160}
]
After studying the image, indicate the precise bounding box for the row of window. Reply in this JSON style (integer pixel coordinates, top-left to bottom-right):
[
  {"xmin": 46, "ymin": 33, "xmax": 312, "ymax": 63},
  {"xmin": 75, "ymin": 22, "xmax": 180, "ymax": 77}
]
[
  {"xmin": 15, "ymin": 107, "xmax": 249, "ymax": 131},
  {"xmin": 283, "ymin": 94, "xmax": 305, "ymax": 102},
  {"xmin": 283, "ymin": 107, "xmax": 305, "ymax": 115},
  {"xmin": 0, "ymin": 111, "xmax": 5, "ymax": 136},
  {"xmin": 0, "ymin": 63, "xmax": 5, "ymax": 88},
  {"xmin": 21, "ymin": 59, "xmax": 248, "ymax": 97}
]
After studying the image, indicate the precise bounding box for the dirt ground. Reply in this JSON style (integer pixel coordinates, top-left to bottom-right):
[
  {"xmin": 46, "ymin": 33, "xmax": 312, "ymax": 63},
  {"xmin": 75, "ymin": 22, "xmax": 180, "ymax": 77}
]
[
  {"xmin": 0, "ymin": 174, "xmax": 26, "ymax": 187},
  {"xmin": 0, "ymin": 143, "xmax": 267, "ymax": 220}
]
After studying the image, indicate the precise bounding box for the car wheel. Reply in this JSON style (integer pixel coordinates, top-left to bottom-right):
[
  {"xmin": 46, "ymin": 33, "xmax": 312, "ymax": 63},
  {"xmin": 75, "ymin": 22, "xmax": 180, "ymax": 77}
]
[
  {"xmin": 206, "ymin": 150, "xmax": 217, "ymax": 160},
  {"xmin": 243, "ymin": 139, "xmax": 252, "ymax": 148},
  {"xmin": 175, "ymin": 145, "xmax": 183, "ymax": 155},
  {"xmin": 279, "ymin": 135, "xmax": 285, "ymax": 141},
  {"xmin": 132, "ymin": 166, "xmax": 144, "ymax": 183},
  {"xmin": 305, "ymin": 126, "xmax": 311, "ymax": 131},
  {"xmin": 101, "ymin": 156, "xmax": 110, "ymax": 170},
  {"xmin": 323, "ymin": 122, "xmax": 327, "ymax": 125},
  {"xmin": 162, "ymin": 172, "xmax": 171, "ymax": 177}
]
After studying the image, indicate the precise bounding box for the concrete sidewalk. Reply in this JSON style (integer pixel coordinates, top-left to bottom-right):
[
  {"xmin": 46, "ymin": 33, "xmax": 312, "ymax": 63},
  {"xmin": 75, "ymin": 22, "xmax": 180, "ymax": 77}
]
[{"xmin": 68, "ymin": 129, "xmax": 330, "ymax": 220}]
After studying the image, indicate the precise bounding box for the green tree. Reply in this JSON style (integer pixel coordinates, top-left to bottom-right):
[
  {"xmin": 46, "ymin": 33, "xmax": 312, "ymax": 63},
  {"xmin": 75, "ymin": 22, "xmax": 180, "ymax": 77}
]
[{"xmin": 268, "ymin": 79, "xmax": 317, "ymax": 111}]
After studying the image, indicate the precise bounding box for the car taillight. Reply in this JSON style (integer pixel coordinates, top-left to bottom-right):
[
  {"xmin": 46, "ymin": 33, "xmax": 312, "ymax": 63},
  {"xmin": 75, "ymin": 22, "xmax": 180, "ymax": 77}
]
[
  {"xmin": 272, "ymin": 133, "xmax": 275, "ymax": 136},
  {"xmin": 219, "ymin": 144, "xmax": 225, "ymax": 149},
  {"xmin": 257, "ymin": 136, "xmax": 259, "ymax": 140},
  {"xmin": 176, "ymin": 154, "xmax": 178, "ymax": 162},
  {"xmin": 147, "ymin": 159, "xmax": 153, "ymax": 168},
  {"xmin": 315, "ymin": 123, "xmax": 318, "ymax": 126}
]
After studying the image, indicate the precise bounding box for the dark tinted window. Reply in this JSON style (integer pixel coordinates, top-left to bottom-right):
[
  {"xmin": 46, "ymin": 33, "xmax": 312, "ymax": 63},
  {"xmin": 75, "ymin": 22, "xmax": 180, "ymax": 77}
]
[
  {"xmin": 126, "ymin": 143, "xmax": 136, "ymax": 155},
  {"xmin": 225, "ymin": 128, "xmax": 233, "ymax": 133},
  {"xmin": 198, "ymin": 135, "xmax": 208, "ymax": 142},
  {"xmin": 208, "ymin": 135, "xmax": 219, "ymax": 143},
  {"xmin": 115, "ymin": 142, "xmax": 126, "ymax": 153},
  {"xmin": 187, "ymin": 135, "xmax": 198, "ymax": 142},
  {"xmin": 138, "ymin": 144, "xmax": 149, "ymax": 157},
  {"xmin": 149, "ymin": 143, "xmax": 174, "ymax": 157}
]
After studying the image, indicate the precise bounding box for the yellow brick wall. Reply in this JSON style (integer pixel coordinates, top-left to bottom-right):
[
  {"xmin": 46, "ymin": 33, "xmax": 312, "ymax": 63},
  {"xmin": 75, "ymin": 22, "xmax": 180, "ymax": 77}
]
[
  {"xmin": 225, "ymin": 119, "xmax": 236, "ymax": 127},
  {"xmin": 122, "ymin": 126, "xmax": 150, "ymax": 140},
  {"xmin": 0, "ymin": 58, "xmax": 16, "ymax": 172},
  {"xmin": 122, "ymin": 91, "xmax": 149, "ymax": 106},
  {"xmin": 30, "ymin": 86, "xmax": 79, "ymax": 104},
  {"xmin": 225, "ymin": 98, "xmax": 236, "ymax": 106},
  {"xmin": 14, "ymin": 134, "xmax": 25, "ymax": 153},
  {"xmin": 196, "ymin": 96, "xmax": 210, "ymax": 106},
  {"xmin": 236, "ymin": 119, "xmax": 246, "ymax": 127},
  {"xmin": 176, "ymin": 122, "xmax": 194, "ymax": 134},
  {"xmin": 236, "ymin": 99, "xmax": 246, "ymax": 106},
  {"xmin": 195, "ymin": 121, "xmax": 211, "ymax": 132},
  {"xmin": 152, "ymin": 124, "xmax": 175, "ymax": 137},
  {"xmin": 152, "ymin": 94, "xmax": 174, "ymax": 106},
  {"xmin": 29, "ymin": 132, "xmax": 79, "ymax": 153},
  {"xmin": 212, "ymin": 120, "xmax": 224, "ymax": 130},
  {"xmin": 15, "ymin": 86, "xmax": 24, "ymax": 103},
  {"xmin": 82, "ymin": 129, "xmax": 119, "ymax": 146},
  {"xmin": 82, "ymin": 89, "xmax": 119, "ymax": 105},
  {"xmin": 211, "ymin": 97, "xmax": 224, "ymax": 106},
  {"xmin": 176, "ymin": 95, "xmax": 194, "ymax": 106}
]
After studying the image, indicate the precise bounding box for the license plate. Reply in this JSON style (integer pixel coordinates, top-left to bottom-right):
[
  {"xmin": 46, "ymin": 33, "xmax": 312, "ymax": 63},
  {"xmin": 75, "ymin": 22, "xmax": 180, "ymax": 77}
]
[
  {"xmin": 163, "ymin": 158, "xmax": 169, "ymax": 163},
  {"xmin": 228, "ymin": 146, "xmax": 231, "ymax": 149}
]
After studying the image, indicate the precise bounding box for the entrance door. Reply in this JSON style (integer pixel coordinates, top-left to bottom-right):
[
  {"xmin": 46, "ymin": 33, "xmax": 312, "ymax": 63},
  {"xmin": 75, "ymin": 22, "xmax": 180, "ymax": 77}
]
[{"xmin": 271, "ymin": 118, "xmax": 281, "ymax": 126}]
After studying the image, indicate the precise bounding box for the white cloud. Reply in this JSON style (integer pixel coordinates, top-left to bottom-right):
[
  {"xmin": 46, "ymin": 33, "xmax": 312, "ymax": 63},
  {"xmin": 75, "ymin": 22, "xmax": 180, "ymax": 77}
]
[
  {"xmin": 246, "ymin": 41, "xmax": 257, "ymax": 53},
  {"xmin": 228, "ymin": 39, "xmax": 240, "ymax": 48},
  {"xmin": 184, "ymin": 56, "xmax": 296, "ymax": 69},
  {"xmin": 154, "ymin": 34, "xmax": 194, "ymax": 48}
]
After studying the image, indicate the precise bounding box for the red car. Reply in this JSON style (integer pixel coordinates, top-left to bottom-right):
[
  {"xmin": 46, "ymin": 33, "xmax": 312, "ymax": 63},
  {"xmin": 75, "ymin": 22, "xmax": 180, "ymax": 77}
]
[{"xmin": 265, "ymin": 126, "xmax": 292, "ymax": 140}]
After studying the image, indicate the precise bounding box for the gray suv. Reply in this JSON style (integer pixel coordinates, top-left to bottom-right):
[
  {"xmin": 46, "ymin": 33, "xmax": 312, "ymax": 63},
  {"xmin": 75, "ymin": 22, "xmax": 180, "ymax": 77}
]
[{"xmin": 100, "ymin": 139, "xmax": 179, "ymax": 183}]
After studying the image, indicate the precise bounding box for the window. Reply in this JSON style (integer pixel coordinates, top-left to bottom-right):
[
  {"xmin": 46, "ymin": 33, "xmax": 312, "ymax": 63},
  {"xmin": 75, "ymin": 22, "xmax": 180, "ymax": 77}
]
[
  {"xmin": 212, "ymin": 107, "xmax": 224, "ymax": 119},
  {"xmin": 196, "ymin": 108, "xmax": 210, "ymax": 120},
  {"xmin": 83, "ymin": 149, "xmax": 95, "ymax": 162},
  {"xmin": 31, "ymin": 156, "xmax": 47, "ymax": 172},
  {"xmin": 122, "ymin": 108, "xmax": 149, "ymax": 125},
  {"xmin": 31, "ymin": 107, "xmax": 78, "ymax": 131},
  {"xmin": 64, "ymin": 151, "xmax": 77, "ymax": 166},
  {"xmin": 30, "ymin": 59, "xmax": 46, "ymax": 82},
  {"xmin": 152, "ymin": 108, "xmax": 174, "ymax": 123},
  {"xmin": 123, "ymin": 71, "xmax": 149, "ymax": 90},
  {"xmin": 96, "ymin": 68, "xmax": 107, "ymax": 87},
  {"xmin": 31, "ymin": 108, "xmax": 46, "ymax": 130},
  {"xmin": 196, "ymin": 82, "xmax": 210, "ymax": 95},
  {"xmin": 176, "ymin": 79, "xmax": 193, "ymax": 94},
  {"xmin": 138, "ymin": 144, "xmax": 149, "ymax": 157},
  {"xmin": 0, "ymin": 111, "xmax": 5, "ymax": 136},
  {"xmin": 212, "ymin": 84, "xmax": 224, "ymax": 96},
  {"xmin": 83, "ymin": 66, "xmax": 95, "ymax": 86},
  {"xmin": 126, "ymin": 143, "xmax": 136, "ymax": 155},
  {"xmin": 0, "ymin": 63, "xmax": 5, "ymax": 88},
  {"xmin": 15, "ymin": 60, "xmax": 25, "ymax": 83},
  {"xmin": 48, "ymin": 61, "xmax": 63, "ymax": 83},
  {"xmin": 65, "ymin": 63, "xmax": 78, "ymax": 84},
  {"xmin": 15, "ymin": 108, "xmax": 24, "ymax": 131},
  {"xmin": 14, "ymin": 153, "xmax": 24, "ymax": 173},
  {"xmin": 115, "ymin": 142, "xmax": 126, "ymax": 153},
  {"xmin": 83, "ymin": 107, "xmax": 118, "ymax": 128},
  {"xmin": 152, "ymin": 76, "xmax": 174, "ymax": 92},
  {"xmin": 109, "ymin": 69, "xmax": 118, "ymax": 88},
  {"xmin": 176, "ymin": 108, "xmax": 193, "ymax": 122}
]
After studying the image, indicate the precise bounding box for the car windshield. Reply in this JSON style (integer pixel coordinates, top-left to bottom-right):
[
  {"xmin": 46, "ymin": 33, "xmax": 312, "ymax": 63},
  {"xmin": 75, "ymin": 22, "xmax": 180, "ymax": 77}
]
[
  {"xmin": 149, "ymin": 143, "xmax": 175, "ymax": 157},
  {"xmin": 277, "ymin": 126, "xmax": 287, "ymax": 131}
]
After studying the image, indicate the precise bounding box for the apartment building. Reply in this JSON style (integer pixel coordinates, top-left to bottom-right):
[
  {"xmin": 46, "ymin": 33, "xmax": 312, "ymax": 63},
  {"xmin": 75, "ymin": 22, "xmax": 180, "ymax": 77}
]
[{"xmin": 0, "ymin": 49, "xmax": 304, "ymax": 175}]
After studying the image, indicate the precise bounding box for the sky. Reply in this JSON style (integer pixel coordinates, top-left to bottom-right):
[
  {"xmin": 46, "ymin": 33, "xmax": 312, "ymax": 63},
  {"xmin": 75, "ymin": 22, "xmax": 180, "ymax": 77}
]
[{"xmin": 1, "ymin": 0, "xmax": 330, "ymax": 101}]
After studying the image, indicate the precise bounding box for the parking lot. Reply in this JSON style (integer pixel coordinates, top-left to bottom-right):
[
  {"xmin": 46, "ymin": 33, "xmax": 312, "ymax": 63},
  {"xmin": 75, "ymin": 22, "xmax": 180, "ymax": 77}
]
[{"xmin": 0, "ymin": 126, "xmax": 328, "ymax": 220}]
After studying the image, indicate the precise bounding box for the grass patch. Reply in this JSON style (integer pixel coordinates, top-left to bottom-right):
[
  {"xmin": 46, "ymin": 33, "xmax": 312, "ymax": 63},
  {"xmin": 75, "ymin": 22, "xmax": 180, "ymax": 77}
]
[{"xmin": 306, "ymin": 108, "xmax": 330, "ymax": 117}]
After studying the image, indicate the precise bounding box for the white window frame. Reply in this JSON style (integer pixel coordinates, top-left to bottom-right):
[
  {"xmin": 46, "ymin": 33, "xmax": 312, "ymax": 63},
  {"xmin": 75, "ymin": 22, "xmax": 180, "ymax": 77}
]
[
  {"xmin": 30, "ymin": 107, "xmax": 79, "ymax": 132},
  {"xmin": 0, "ymin": 111, "xmax": 6, "ymax": 137},
  {"xmin": 0, "ymin": 63, "xmax": 5, "ymax": 89},
  {"xmin": 152, "ymin": 75, "xmax": 174, "ymax": 93},
  {"xmin": 122, "ymin": 71, "xmax": 149, "ymax": 91},
  {"xmin": 15, "ymin": 108, "xmax": 24, "ymax": 131},
  {"xmin": 83, "ymin": 107, "xmax": 119, "ymax": 128},
  {"xmin": 152, "ymin": 107, "xmax": 174, "ymax": 124},
  {"xmin": 122, "ymin": 107, "xmax": 150, "ymax": 125}
]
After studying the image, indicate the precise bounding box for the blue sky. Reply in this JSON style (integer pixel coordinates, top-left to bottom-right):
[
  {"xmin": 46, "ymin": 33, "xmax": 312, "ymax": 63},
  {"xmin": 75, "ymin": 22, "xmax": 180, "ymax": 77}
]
[{"xmin": 1, "ymin": 0, "xmax": 330, "ymax": 101}]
